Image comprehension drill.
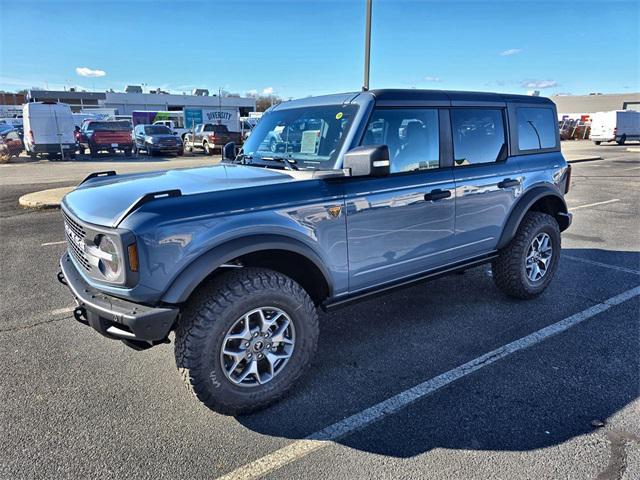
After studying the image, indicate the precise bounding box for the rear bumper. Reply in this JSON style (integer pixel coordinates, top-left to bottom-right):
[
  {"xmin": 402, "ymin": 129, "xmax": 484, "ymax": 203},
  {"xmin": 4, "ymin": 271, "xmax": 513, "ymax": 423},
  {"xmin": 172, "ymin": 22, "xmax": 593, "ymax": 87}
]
[
  {"xmin": 58, "ymin": 253, "xmax": 178, "ymax": 349},
  {"xmin": 31, "ymin": 143, "xmax": 75, "ymax": 154}
]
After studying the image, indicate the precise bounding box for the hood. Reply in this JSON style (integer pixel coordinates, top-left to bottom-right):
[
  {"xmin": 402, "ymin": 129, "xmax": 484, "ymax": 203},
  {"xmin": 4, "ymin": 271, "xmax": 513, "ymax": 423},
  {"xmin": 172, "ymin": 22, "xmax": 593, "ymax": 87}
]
[
  {"xmin": 63, "ymin": 164, "xmax": 298, "ymax": 227},
  {"xmin": 147, "ymin": 134, "xmax": 180, "ymax": 141}
]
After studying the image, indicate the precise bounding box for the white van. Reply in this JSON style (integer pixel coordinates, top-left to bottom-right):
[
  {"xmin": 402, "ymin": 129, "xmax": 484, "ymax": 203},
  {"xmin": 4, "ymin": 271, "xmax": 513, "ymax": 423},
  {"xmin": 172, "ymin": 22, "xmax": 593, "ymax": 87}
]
[
  {"xmin": 23, "ymin": 101, "xmax": 76, "ymax": 159},
  {"xmin": 590, "ymin": 110, "xmax": 640, "ymax": 145}
]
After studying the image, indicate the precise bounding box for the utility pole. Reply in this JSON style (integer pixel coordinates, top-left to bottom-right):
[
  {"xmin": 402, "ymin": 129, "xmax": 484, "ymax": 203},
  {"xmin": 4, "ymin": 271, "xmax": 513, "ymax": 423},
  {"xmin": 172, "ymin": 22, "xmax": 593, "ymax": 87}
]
[{"xmin": 363, "ymin": 0, "xmax": 372, "ymax": 91}]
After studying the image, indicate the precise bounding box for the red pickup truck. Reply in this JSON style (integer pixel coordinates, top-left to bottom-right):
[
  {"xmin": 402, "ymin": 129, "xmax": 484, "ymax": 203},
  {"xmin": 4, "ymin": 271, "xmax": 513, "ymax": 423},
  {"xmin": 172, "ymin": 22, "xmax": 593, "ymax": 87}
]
[
  {"xmin": 78, "ymin": 120, "xmax": 134, "ymax": 157},
  {"xmin": 183, "ymin": 123, "xmax": 242, "ymax": 155}
]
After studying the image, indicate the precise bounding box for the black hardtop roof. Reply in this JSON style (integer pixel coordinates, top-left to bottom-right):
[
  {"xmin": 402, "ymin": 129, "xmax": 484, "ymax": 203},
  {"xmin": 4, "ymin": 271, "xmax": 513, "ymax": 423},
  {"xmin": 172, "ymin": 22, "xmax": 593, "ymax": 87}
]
[{"xmin": 368, "ymin": 88, "xmax": 554, "ymax": 105}]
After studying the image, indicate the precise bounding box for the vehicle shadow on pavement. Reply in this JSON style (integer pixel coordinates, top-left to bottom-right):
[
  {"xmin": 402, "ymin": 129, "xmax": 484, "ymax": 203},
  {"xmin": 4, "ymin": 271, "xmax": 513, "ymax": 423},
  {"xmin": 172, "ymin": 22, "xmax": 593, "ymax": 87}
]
[{"xmin": 236, "ymin": 248, "xmax": 640, "ymax": 457}]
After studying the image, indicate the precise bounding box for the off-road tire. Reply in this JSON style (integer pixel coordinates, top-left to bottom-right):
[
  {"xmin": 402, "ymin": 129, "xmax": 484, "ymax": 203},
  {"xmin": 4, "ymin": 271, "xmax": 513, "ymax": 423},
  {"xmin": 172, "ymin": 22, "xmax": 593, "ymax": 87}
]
[
  {"xmin": 175, "ymin": 268, "xmax": 319, "ymax": 415},
  {"xmin": 492, "ymin": 211, "xmax": 561, "ymax": 299}
]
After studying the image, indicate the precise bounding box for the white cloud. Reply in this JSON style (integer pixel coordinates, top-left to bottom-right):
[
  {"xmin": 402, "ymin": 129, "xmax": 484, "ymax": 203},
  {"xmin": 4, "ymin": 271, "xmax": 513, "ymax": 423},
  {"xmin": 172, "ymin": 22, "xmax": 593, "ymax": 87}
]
[
  {"xmin": 424, "ymin": 76, "xmax": 441, "ymax": 82},
  {"xmin": 521, "ymin": 79, "xmax": 558, "ymax": 89},
  {"xmin": 499, "ymin": 48, "xmax": 523, "ymax": 56},
  {"xmin": 262, "ymin": 87, "xmax": 274, "ymax": 95},
  {"xmin": 75, "ymin": 67, "xmax": 106, "ymax": 78}
]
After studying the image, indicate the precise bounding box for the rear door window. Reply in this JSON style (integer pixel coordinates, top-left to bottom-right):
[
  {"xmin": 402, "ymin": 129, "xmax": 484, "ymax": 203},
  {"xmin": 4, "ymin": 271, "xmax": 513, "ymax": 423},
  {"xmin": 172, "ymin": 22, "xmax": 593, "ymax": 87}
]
[
  {"xmin": 451, "ymin": 109, "xmax": 505, "ymax": 166},
  {"xmin": 517, "ymin": 107, "xmax": 557, "ymax": 151}
]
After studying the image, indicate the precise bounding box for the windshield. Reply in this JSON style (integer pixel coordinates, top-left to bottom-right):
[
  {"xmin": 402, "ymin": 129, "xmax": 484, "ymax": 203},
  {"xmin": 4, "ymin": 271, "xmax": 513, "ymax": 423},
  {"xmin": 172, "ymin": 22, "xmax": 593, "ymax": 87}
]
[
  {"xmin": 144, "ymin": 125, "xmax": 172, "ymax": 135},
  {"xmin": 241, "ymin": 104, "xmax": 358, "ymax": 170}
]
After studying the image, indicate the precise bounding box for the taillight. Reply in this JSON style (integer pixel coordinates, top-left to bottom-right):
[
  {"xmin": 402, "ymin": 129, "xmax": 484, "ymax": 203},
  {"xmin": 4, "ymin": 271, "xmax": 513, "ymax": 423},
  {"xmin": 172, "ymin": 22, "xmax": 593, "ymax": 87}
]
[
  {"xmin": 565, "ymin": 164, "xmax": 572, "ymax": 194},
  {"xmin": 208, "ymin": 134, "xmax": 216, "ymax": 142}
]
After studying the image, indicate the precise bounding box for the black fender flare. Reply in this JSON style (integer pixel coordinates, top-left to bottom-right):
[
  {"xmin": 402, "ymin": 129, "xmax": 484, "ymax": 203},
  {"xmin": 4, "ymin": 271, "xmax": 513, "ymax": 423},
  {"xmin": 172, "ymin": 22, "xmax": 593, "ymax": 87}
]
[
  {"xmin": 161, "ymin": 234, "xmax": 334, "ymax": 304},
  {"xmin": 496, "ymin": 186, "xmax": 569, "ymax": 250}
]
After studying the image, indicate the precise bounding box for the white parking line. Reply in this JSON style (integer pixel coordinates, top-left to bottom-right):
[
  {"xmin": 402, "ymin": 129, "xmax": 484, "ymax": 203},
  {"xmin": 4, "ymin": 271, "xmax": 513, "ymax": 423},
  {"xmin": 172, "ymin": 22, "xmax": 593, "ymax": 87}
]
[
  {"xmin": 41, "ymin": 240, "xmax": 66, "ymax": 246},
  {"xmin": 563, "ymin": 255, "xmax": 640, "ymax": 275},
  {"xmin": 216, "ymin": 285, "xmax": 640, "ymax": 480},
  {"xmin": 569, "ymin": 199, "xmax": 620, "ymax": 211},
  {"xmin": 50, "ymin": 307, "xmax": 75, "ymax": 316}
]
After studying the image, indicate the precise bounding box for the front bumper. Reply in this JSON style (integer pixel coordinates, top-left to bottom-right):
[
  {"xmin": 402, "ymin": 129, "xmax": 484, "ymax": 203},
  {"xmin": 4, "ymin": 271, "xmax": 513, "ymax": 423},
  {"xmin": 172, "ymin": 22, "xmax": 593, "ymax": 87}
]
[{"xmin": 59, "ymin": 253, "xmax": 178, "ymax": 349}]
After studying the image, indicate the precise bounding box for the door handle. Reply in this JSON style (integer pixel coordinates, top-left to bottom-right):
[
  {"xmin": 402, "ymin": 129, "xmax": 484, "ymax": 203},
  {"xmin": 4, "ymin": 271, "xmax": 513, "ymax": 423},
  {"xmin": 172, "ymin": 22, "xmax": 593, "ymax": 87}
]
[
  {"xmin": 497, "ymin": 178, "xmax": 520, "ymax": 189},
  {"xmin": 424, "ymin": 189, "xmax": 452, "ymax": 201}
]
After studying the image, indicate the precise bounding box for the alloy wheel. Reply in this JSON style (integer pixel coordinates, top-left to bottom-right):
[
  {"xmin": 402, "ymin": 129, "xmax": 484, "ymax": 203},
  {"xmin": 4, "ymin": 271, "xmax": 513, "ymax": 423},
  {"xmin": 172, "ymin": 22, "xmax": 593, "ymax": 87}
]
[
  {"xmin": 220, "ymin": 307, "xmax": 295, "ymax": 387},
  {"xmin": 525, "ymin": 232, "xmax": 553, "ymax": 282}
]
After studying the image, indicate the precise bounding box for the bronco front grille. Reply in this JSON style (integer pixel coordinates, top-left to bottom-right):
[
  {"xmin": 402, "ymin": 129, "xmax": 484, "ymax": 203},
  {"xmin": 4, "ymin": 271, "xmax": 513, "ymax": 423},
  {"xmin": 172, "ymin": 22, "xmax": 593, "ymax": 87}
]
[{"xmin": 62, "ymin": 209, "xmax": 91, "ymax": 271}]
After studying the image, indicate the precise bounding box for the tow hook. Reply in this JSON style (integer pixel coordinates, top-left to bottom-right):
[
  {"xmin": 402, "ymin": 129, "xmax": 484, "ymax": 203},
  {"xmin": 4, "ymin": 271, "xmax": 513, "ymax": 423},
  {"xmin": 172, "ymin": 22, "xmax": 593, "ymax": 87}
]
[
  {"xmin": 56, "ymin": 271, "xmax": 67, "ymax": 286},
  {"xmin": 73, "ymin": 306, "xmax": 89, "ymax": 326}
]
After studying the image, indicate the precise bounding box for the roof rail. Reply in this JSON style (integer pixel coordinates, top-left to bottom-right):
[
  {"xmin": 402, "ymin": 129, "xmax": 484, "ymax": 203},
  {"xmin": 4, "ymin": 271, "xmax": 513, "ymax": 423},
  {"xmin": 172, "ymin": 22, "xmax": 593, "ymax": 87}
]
[
  {"xmin": 113, "ymin": 189, "xmax": 182, "ymax": 228},
  {"xmin": 79, "ymin": 170, "xmax": 116, "ymax": 186}
]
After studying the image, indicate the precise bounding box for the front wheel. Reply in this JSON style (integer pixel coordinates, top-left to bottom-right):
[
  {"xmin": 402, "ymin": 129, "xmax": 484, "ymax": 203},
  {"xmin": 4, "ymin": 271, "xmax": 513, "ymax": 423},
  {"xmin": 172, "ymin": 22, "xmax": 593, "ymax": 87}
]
[
  {"xmin": 175, "ymin": 268, "xmax": 319, "ymax": 415},
  {"xmin": 594, "ymin": 141, "xmax": 601, "ymax": 146},
  {"xmin": 492, "ymin": 212, "xmax": 561, "ymax": 299}
]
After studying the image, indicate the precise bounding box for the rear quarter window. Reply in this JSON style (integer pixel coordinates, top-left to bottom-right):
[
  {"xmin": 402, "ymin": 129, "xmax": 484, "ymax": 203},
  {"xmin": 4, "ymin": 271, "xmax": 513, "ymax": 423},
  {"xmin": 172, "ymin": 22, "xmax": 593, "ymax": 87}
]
[{"xmin": 517, "ymin": 107, "xmax": 557, "ymax": 151}]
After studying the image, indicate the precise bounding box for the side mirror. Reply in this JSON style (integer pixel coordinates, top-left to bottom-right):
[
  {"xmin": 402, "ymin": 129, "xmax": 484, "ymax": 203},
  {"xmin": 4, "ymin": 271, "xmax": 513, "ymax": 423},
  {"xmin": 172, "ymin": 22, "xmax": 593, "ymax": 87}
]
[
  {"xmin": 223, "ymin": 142, "xmax": 236, "ymax": 161},
  {"xmin": 343, "ymin": 145, "xmax": 390, "ymax": 177},
  {"xmin": 173, "ymin": 131, "xmax": 178, "ymax": 135}
]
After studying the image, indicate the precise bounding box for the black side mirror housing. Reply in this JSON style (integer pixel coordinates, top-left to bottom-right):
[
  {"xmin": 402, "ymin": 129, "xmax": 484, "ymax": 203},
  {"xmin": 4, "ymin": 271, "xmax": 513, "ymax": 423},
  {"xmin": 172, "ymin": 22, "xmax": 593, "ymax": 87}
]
[
  {"xmin": 343, "ymin": 145, "xmax": 390, "ymax": 177},
  {"xmin": 223, "ymin": 142, "xmax": 236, "ymax": 161}
]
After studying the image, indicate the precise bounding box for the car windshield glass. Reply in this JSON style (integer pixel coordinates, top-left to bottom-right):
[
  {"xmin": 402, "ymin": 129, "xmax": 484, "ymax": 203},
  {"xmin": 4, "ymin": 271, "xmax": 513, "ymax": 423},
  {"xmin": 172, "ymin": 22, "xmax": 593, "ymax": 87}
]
[
  {"xmin": 241, "ymin": 104, "xmax": 358, "ymax": 170},
  {"xmin": 90, "ymin": 121, "xmax": 131, "ymax": 131},
  {"xmin": 144, "ymin": 125, "xmax": 172, "ymax": 135}
]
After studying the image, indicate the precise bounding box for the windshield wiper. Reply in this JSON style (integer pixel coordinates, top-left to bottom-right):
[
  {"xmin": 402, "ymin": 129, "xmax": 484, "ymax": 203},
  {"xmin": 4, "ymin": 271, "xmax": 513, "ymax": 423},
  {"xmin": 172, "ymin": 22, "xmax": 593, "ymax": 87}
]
[{"xmin": 261, "ymin": 156, "xmax": 299, "ymax": 171}]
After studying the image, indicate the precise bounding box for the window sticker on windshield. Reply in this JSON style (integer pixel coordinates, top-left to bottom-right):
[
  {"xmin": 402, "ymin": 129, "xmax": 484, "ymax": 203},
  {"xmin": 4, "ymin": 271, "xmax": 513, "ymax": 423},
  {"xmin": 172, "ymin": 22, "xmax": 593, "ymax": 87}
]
[
  {"xmin": 300, "ymin": 130, "xmax": 321, "ymax": 154},
  {"xmin": 335, "ymin": 112, "xmax": 343, "ymax": 120}
]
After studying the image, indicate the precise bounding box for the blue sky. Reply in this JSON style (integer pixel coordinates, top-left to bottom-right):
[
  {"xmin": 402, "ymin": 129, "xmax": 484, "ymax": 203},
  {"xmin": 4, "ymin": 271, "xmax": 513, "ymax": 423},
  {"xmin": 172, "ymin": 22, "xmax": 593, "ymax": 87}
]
[{"xmin": 1, "ymin": 0, "xmax": 638, "ymax": 98}]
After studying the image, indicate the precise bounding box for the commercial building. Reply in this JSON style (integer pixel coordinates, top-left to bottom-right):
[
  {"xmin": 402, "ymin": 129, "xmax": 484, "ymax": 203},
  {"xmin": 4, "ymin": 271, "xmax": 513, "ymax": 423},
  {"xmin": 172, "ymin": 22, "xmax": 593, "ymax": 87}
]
[
  {"xmin": 24, "ymin": 89, "xmax": 256, "ymax": 116},
  {"xmin": 551, "ymin": 92, "xmax": 640, "ymax": 118}
]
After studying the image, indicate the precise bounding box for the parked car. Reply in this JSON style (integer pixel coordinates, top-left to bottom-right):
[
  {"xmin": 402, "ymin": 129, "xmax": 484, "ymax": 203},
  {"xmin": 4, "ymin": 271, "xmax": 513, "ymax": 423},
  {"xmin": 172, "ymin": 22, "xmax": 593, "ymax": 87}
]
[
  {"xmin": 183, "ymin": 123, "xmax": 241, "ymax": 155},
  {"xmin": 23, "ymin": 101, "xmax": 75, "ymax": 160},
  {"xmin": 0, "ymin": 128, "xmax": 24, "ymax": 158},
  {"xmin": 0, "ymin": 137, "xmax": 10, "ymax": 163},
  {"xmin": 133, "ymin": 124, "xmax": 183, "ymax": 156},
  {"xmin": 152, "ymin": 120, "xmax": 189, "ymax": 140},
  {"xmin": 57, "ymin": 89, "xmax": 572, "ymax": 415},
  {"xmin": 590, "ymin": 110, "xmax": 640, "ymax": 145},
  {"xmin": 77, "ymin": 120, "xmax": 134, "ymax": 157}
]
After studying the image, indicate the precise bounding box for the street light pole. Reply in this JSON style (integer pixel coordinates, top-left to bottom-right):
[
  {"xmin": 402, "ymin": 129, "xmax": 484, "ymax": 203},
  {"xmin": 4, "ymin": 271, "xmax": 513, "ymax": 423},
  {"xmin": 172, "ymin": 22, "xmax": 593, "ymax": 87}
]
[{"xmin": 363, "ymin": 0, "xmax": 372, "ymax": 91}]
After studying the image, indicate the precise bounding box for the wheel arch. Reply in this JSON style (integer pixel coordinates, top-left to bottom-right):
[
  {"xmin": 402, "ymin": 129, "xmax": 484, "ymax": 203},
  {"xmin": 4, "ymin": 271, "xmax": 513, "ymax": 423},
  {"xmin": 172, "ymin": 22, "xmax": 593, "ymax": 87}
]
[
  {"xmin": 497, "ymin": 186, "xmax": 570, "ymax": 250},
  {"xmin": 161, "ymin": 235, "xmax": 333, "ymax": 305}
]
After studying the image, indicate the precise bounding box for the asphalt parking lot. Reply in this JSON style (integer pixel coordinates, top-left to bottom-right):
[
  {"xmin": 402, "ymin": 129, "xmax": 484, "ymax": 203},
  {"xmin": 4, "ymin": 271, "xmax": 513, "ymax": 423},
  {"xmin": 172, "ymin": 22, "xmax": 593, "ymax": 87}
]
[{"xmin": 0, "ymin": 141, "xmax": 638, "ymax": 479}]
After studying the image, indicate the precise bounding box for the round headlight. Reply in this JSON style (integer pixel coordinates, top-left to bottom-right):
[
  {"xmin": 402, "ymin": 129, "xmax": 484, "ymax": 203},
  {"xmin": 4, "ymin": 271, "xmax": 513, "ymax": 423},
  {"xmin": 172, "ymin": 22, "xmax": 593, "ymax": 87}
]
[{"xmin": 95, "ymin": 235, "xmax": 120, "ymax": 280}]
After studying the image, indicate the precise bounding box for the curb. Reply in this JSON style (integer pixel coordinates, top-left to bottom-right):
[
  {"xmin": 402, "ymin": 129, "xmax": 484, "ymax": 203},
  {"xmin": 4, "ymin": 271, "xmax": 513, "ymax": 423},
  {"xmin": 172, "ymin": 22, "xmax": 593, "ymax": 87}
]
[
  {"xmin": 18, "ymin": 186, "xmax": 75, "ymax": 210},
  {"xmin": 566, "ymin": 156, "xmax": 603, "ymax": 164}
]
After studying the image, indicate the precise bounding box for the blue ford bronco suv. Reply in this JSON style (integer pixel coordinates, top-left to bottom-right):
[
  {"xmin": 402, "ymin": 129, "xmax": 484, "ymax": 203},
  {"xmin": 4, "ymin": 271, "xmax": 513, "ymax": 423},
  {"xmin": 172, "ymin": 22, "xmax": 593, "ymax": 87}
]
[{"xmin": 58, "ymin": 89, "xmax": 572, "ymax": 414}]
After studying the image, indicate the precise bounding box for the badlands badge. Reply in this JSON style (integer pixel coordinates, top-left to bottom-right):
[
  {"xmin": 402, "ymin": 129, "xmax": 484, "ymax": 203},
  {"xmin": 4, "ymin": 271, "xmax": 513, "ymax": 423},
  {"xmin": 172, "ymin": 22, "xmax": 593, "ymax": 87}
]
[{"xmin": 327, "ymin": 205, "xmax": 342, "ymax": 218}]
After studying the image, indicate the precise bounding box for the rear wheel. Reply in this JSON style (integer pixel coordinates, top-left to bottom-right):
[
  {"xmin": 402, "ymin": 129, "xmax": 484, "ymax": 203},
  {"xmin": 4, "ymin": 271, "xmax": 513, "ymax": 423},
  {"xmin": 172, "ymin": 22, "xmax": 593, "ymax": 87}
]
[
  {"xmin": 175, "ymin": 268, "xmax": 319, "ymax": 415},
  {"xmin": 204, "ymin": 142, "xmax": 213, "ymax": 155},
  {"xmin": 594, "ymin": 141, "xmax": 601, "ymax": 145},
  {"xmin": 90, "ymin": 148, "xmax": 98, "ymax": 158},
  {"xmin": 492, "ymin": 212, "xmax": 560, "ymax": 299},
  {"xmin": 616, "ymin": 135, "xmax": 626, "ymax": 145},
  {"xmin": 124, "ymin": 148, "xmax": 132, "ymax": 157}
]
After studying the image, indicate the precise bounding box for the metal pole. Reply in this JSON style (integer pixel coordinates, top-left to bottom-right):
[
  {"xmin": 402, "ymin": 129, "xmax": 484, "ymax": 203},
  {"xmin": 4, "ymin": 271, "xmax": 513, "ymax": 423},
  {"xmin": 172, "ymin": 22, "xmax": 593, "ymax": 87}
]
[{"xmin": 363, "ymin": 0, "xmax": 372, "ymax": 91}]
